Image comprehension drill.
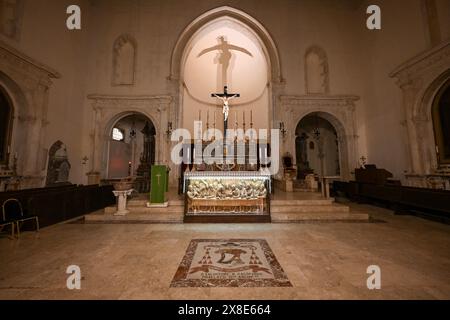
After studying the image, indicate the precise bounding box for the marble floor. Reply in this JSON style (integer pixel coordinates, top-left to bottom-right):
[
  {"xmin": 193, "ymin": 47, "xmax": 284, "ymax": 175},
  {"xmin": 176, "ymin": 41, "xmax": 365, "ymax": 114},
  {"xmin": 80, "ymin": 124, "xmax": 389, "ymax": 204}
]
[{"xmin": 0, "ymin": 203, "xmax": 449, "ymax": 300}]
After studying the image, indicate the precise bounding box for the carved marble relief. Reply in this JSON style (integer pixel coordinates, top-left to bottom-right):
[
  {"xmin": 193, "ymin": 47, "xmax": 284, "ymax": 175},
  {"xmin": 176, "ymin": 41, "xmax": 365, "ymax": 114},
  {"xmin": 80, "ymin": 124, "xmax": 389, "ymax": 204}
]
[
  {"xmin": 305, "ymin": 46, "xmax": 329, "ymax": 94},
  {"xmin": 112, "ymin": 34, "xmax": 137, "ymax": 86}
]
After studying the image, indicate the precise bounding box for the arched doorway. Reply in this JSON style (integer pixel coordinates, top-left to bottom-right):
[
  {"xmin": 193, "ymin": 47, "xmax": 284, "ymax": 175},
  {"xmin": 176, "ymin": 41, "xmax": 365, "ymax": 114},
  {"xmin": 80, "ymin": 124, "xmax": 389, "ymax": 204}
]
[
  {"xmin": 432, "ymin": 79, "xmax": 450, "ymax": 166},
  {"xmin": 295, "ymin": 112, "xmax": 340, "ymax": 179},
  {"xmin": 0, "ymin": 86, "xmax": 13, "ymax": 167},
  {"xmin": 45, "ymin": 141, "xmax": 71, "ymax": 186},
  {"xmin": 107, "ymin": 113, "xmax": 156, "ymax": 193}
]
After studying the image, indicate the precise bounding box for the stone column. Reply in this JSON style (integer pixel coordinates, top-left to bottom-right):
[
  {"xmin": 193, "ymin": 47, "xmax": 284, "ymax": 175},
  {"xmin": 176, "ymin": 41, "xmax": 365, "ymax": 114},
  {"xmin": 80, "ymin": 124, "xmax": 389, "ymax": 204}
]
[{"xmin": 112, "ymin": 189, "xmax": 134, "ymax": 216}]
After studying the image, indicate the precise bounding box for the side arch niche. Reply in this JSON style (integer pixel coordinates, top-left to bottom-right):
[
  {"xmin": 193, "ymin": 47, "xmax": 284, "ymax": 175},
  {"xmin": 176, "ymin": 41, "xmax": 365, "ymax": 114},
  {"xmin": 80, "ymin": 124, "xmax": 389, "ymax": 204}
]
[
  {"xmin": 112, "ymin": 34, "xmax": 137, "ymax": 86},
  {"xmin": 305, "ymin": 46, "xmax": 329, "ymax": 95}
]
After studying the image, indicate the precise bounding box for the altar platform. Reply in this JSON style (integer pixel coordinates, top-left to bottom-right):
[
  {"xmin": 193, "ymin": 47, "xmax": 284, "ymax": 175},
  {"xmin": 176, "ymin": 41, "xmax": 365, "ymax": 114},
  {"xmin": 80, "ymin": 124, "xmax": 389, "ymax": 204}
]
[{"xmin": 84, "ymin": 188, "xmax": 369, "ymax": 223}]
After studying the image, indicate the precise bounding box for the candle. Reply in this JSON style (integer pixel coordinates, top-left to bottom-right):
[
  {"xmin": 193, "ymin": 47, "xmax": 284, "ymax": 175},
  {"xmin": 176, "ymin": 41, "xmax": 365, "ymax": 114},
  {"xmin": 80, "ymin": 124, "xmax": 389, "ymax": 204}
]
[
  {"xmin": 214, "ymin": 110, "xmax": 216, "ymax": 125},
  {"xmin": 243, "ymin": 111, "xmax": 245, "ymax": 123},
  {"xmin": 235, "ymin": 111, "xmax": 237, "ymax": 124},
  {"xmin": 251, "ymin": 110, "xmax": 253, "ymax": 123},
  {"xmin": 207, "ymin": 110, "xmax": 209, "ymax": 123},
  {"xmin": 199, "ymin": 110, "xmax": 201, "ymax": 121}
]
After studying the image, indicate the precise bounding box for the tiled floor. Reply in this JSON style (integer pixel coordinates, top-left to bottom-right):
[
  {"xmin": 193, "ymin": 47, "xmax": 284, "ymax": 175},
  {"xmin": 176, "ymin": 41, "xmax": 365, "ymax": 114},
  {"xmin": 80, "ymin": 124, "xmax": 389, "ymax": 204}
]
[{"xmin": 0, "ymin": 202, "xmax": 449, "ymax": 299}]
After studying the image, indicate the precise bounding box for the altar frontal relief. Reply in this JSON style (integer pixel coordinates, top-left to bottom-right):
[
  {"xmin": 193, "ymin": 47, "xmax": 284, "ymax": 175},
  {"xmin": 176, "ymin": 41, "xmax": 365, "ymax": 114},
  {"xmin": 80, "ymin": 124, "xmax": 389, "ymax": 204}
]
[{"xmin": 171, "ymin": 239, "xmax": 292, "ymax": 287}]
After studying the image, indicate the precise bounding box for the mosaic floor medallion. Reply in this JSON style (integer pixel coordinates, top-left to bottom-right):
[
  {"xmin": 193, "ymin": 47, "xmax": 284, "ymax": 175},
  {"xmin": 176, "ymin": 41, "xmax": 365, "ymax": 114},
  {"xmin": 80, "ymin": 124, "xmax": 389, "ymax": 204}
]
[{"xmin": 170, "ymin": 239, "xmax": 292, "ymax": 287}]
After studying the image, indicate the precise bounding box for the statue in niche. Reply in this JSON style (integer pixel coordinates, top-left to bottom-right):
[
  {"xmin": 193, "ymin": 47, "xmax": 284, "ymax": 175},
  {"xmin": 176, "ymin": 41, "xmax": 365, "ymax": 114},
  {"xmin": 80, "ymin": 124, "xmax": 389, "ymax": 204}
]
[
  {"xmin": 46, "ymin": 141, "xmax": 71, "ymax": 186},
  {"xmin": 305, "ymin": 46, "xmax": 329, "ymax": 94},
  {"xmin": 112, "ymin": 34, "xmax": 137, "ymax": 85}
]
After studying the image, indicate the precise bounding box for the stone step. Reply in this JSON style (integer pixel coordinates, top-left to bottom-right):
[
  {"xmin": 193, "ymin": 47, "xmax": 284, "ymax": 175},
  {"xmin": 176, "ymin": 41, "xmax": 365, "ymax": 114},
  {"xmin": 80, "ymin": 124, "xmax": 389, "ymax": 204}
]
[
  {"xmin": 127, "ymin": 199, "xmax": 184, "ymax": 207},
  {"xmin": 270, "ymin": 204, "xmax": 349, "ymax": 213},
  {"xmin": 270, "ymin": 199, "xmax": 334, "ymax": 206},
  {"xmin": 104, "ymin": 205, "xmax": 184, "ymax": 214},
  {"xmin": 271, "ymin": 212, "xmax": 369, "ymax": 222},
  {"xmin": 85, "ymin": 211, "xmax": 183, "ymax": 223}
]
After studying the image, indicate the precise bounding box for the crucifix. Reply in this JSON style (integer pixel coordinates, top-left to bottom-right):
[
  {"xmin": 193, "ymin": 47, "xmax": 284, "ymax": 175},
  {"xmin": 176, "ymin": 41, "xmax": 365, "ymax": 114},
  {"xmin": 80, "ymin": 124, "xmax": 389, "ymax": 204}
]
[{"xmin": 211, "ymin": 86, "xmax": 240, "ymax": 141}]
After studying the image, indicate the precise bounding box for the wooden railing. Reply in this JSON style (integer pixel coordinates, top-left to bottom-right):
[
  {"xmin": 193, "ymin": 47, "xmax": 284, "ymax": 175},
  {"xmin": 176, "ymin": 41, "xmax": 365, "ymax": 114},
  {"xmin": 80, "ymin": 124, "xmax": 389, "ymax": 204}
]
[
  {"xmin": 0, "ymin": 185, "xmax": 115, "ymax": 228},
  {"xmin": 333, "ymin": 181, "xmax": 450, "ymax": 221}
]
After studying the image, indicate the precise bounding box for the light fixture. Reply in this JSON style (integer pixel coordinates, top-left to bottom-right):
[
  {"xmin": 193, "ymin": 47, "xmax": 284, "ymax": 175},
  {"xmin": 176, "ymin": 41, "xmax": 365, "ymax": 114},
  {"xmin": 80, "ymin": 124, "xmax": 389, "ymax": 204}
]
[
  {"xmin": 279, "ymin": 121, "xmax": 287, "ymax": 138},
  {"xmin": 313, "ymin": 114, "xmax": 321, "ymax": 139},
  {"xmin": 129, "ymin": 114, "xmax": 137, "ymax": 139},
  {"xmin": 166, "ymin": 121, "xmax": 173, "ymax": 138}
]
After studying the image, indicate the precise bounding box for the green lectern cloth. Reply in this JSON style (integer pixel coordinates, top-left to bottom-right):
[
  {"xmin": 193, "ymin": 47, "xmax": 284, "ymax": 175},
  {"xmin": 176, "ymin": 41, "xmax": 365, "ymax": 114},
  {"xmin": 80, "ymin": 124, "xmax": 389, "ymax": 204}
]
[{"xmin": 150, "ymin": 165, "xmax": 168, "ymax": 203}]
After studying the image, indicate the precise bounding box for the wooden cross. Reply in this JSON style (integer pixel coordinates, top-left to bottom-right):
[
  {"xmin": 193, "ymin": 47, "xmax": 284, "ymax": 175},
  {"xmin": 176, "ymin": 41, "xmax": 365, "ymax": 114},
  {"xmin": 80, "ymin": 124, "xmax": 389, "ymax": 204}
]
[{"xmin": 211, "ymin": 86, "xmax": 240, "ymax": 141}]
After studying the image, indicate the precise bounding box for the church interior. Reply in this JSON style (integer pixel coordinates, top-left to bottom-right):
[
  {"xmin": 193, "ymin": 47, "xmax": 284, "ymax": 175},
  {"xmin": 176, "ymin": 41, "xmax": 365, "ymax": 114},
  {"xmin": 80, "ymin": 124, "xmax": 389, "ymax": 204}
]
[{"xmin": 0, "ymin": 0, "xmax": 449, "ymax": 300}]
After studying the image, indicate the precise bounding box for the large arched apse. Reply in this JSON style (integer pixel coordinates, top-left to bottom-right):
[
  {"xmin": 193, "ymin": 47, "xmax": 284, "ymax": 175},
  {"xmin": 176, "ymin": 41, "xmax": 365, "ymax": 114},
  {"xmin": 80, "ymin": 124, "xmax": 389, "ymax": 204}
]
[{"xmin": 181, "ymin": 16, "xmax": 270, "ymax": 135}]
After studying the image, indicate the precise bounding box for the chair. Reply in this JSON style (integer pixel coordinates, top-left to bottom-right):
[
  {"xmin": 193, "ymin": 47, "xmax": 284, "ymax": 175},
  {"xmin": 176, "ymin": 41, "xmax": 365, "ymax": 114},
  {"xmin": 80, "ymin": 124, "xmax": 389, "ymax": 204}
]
[
  {"xmin": 2, "ymin": 199, "xmax": 39, "ymax": 237},
  {"xmin": 0, "ymin": 208, "xmax": 15, "ymax": 238}
]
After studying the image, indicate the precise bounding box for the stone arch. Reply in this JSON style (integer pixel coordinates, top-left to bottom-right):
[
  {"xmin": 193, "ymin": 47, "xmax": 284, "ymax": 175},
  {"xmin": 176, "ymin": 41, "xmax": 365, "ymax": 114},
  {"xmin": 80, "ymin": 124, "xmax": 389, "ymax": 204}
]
[
  {"xmin": 0, "ymin": 71, "xmax": 29, "ymax": 171},
  {"xmin": 103, "ymin": 111, "xmax": 157, "ymax": 181},
  {"xmin": 295, "ymin": 111, "xmax": 349, "ymax": 179},
  {"xmin": 169, "ymin": 6, "xmax": 284, "ymax": 135},
  {"xmin": 46, "ymin": 140, "xmax": 71, "ymax": 186},
  {"xmin": 305, "ymin": 46, "xmax": 329, "ymax": 94},
  {"xmin": 112, "ymin": 34, "xmax": 137, "ymax": 86},
  {"xmin": 431, "ymin": 79, "xmax": 450, "ymax": 165},
  {"xmin": 0, "ymin": 85, "xmax": 14, "ymax": 165},
  {"xmin": 104, "ymin": 110, "xmax": 159, "ymax": 140},
  {"xmin": 169, "ymin": 6, "xmax": 282, "ymax": 84},
  {"xmin": 413, "ymin": 69, "xmax": 450, "ymax": 171}
]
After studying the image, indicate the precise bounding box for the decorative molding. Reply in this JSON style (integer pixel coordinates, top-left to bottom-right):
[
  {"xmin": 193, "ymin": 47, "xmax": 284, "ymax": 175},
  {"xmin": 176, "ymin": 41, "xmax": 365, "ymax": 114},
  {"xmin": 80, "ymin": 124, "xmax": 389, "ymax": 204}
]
[
  {"xmin": 87, "ymin": 93, "xmax": 175, "ymax": 185},
  {"xmin": 0, "ymin": 38, "xmax": 61, "ymax": 79},
  {"xmin": 390, "ymin": 41, "xmax": 450, "ymax": 86},
  {"xmin": 390, "ymin": 40, "xmax": 450, "ymax": 176},
  {"xmin": 278, "ymin": 94, "xmax": 360, "ymax": 180},
  {"xmin": 279, "ymin": 95, "xmax": 359, "ymax": 107},
  {"xmin": 88, "ymin": 94, "xmax": 172, "ymax": 105},
  {"xmin": 0, "ymin": 39, "xmax": 60, "ymax": 187}
]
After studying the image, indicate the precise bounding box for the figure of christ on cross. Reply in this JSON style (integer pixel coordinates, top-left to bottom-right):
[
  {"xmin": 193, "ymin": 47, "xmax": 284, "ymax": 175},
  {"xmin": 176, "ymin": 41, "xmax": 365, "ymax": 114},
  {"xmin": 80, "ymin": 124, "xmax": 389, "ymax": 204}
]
[{"xmin": 211, "ymin": 86, "xmax": 240, "ymax": 141}]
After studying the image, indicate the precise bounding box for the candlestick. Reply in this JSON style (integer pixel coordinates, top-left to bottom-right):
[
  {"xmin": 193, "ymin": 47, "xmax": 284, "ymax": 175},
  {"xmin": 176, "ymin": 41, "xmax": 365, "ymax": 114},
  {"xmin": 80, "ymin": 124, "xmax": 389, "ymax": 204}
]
[
  {"xmin": 250, "ymin": 110, "xmax": 253, "ymax": 123},
  {"xmin": 198, "ymin": 110, "xmax": 201, "ymax": 121}
]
